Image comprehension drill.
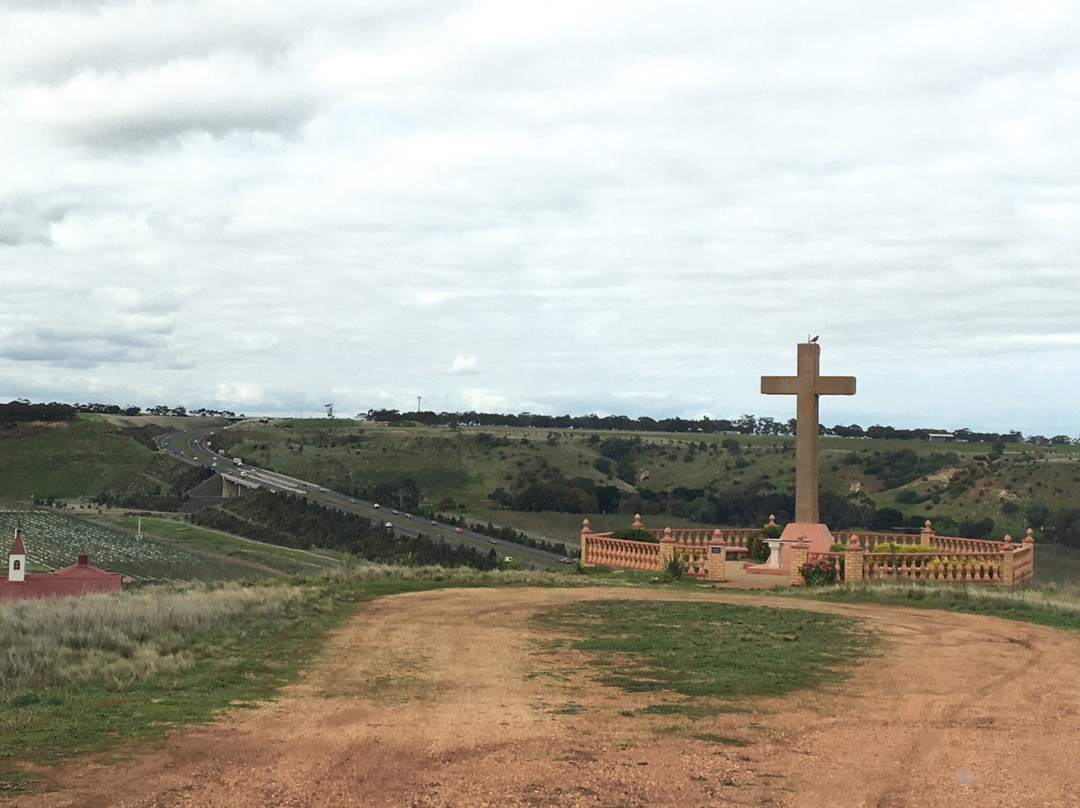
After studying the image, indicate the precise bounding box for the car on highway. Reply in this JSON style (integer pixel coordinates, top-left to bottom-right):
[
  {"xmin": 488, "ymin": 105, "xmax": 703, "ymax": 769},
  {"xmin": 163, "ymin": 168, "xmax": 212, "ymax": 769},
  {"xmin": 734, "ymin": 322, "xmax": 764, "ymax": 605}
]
[
  {"xmin": 373, "ymin": 503, "xmax": 380, "ymax": 509},
  {"xmin": 431, "ymin": 520, "xmax": 438, "ymax": 525},
  {"xmin": 384, "ymin": 522, "xmax": 393, "ymax": 528},
  {"xmin": 454, "ymin": 527, "xmax": 463, "ymax": 534},
  {"xmin": 392, "ymin": 509, "xmax": 399, "ymax": 515}
]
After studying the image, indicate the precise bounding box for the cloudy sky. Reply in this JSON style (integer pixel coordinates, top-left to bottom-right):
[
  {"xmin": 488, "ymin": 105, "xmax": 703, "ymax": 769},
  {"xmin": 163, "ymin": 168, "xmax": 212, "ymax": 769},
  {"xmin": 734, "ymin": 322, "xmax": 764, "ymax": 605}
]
[{"xmin": 2, "ymin": 1, "xmax": 1079, "ymax": 436}]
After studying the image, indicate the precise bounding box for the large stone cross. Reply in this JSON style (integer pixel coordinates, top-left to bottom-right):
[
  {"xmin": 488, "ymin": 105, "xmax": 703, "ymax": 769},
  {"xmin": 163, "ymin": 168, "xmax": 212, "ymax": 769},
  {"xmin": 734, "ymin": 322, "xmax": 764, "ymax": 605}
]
[{"xmin": 761, "ymin": 342, "xmax": 856, "ymax": 524}]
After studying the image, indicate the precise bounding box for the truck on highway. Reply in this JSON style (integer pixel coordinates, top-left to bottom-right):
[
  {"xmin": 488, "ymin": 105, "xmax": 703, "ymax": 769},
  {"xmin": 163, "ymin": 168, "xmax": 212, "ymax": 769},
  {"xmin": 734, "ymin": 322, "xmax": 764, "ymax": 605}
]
[{"xmin": 233, "ymin": 457, "xmax": 242, "ymax": 466}]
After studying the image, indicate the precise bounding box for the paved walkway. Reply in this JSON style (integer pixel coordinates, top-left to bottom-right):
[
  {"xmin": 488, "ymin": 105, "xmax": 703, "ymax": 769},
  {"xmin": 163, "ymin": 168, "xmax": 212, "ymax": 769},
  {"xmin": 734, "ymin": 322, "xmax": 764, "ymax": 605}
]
[{"xmin": 713, "ymin": 561, "xmax": 791, "ymax": 589}]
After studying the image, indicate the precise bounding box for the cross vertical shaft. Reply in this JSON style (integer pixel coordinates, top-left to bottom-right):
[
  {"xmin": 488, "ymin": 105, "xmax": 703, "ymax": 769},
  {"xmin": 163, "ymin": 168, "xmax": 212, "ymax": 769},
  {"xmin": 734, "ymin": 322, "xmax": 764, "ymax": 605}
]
[{"xmin": 761, "ymin": 342, "xmax": 856, "ymax": 524}]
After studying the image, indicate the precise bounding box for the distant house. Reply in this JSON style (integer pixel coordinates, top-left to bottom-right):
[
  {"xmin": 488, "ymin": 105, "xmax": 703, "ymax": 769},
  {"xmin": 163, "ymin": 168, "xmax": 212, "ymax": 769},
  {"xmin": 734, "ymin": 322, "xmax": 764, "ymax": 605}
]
[
  {"xmin": 927, "ymin": 433, "xmax": 954, "ymax": 443},
  {"xmin": 0, "ymin": 529, "xmax": 122, "ymax": 601}
]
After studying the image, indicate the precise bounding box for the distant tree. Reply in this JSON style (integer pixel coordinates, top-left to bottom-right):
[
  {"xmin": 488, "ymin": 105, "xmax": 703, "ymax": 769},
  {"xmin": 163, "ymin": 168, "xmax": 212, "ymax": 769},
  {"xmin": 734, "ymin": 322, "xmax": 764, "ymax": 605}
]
[
  {"xmin": 1026, "ymin": 503, "xmax": 1050, "ymax": 531},
  {"xmin": 487, "ymin": 488, "xmax": 511, "ymax": 507},
  {"xmin": 871, "ymin": 508, "xmax": 904, "ymax": 531},
  {"xmin": 831, "ymin": 424, "xmax": 865, "ymax": 438},
  {"xmin": 958, "ymin": 517, "xmax": 994, "ymax": 539},
  {"xmin": 735, "ymin": 414, "xmax": 757, "ymax": 435},
  {"xmin": 595, "ymin": 485, "xmax": 622, "ymax": 514}
]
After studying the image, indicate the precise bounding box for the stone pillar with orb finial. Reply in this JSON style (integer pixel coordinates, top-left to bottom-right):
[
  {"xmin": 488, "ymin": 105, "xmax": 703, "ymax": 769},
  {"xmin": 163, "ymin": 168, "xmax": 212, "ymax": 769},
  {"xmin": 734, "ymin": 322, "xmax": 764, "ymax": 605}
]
[
  {"xmin": 707, "ymin": 529, "xmax": 727, "ymax": 582},
  {"xmin": 659, "ymin": 527, "xmax": 676, "ymax": 567}
]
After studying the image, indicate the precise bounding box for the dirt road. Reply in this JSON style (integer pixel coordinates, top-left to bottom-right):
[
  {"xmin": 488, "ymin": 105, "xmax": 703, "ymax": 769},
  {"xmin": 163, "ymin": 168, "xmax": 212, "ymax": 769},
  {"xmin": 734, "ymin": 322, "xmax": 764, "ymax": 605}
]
[{"xmin": 11, "ymin": 587, "xmax": 1080, "ymax": 807}]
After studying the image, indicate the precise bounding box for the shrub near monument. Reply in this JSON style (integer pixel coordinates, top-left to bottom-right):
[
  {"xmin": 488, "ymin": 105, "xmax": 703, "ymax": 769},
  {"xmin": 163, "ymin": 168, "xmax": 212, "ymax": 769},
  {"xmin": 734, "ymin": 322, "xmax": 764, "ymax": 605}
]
[{"xmin": 609, "ymin": 527, "xmax": 657, "ymax": 543}]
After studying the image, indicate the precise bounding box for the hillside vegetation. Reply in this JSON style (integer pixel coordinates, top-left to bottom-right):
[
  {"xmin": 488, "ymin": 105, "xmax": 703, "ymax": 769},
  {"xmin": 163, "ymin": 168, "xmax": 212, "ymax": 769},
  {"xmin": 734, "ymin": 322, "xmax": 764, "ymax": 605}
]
[
  {"xmin": 215, "ymin": 419, "xmax": 1080, "ymax": 543},
  {"xmin": 6, "ymin": 413, "xmax": 1080, "ymax": 561},
  {"xmin": 0, "ymin": 414, "xmax": 223, "ymax": 501}
]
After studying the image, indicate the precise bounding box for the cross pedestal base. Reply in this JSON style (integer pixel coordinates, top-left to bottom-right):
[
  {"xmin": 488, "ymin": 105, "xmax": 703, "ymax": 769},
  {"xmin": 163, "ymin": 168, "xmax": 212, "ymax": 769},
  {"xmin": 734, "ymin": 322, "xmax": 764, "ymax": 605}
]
[{"xmin": 778, "ymin": 523, "xmax": 835, "ymax": 555}]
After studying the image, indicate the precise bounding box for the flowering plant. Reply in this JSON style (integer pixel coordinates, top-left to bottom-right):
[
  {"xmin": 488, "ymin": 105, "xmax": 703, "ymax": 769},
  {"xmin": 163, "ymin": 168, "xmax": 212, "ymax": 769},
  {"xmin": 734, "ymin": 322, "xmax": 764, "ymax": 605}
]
[{"xmin": 799, "ymin": 558, "xmax": 838, "ymax": 586}]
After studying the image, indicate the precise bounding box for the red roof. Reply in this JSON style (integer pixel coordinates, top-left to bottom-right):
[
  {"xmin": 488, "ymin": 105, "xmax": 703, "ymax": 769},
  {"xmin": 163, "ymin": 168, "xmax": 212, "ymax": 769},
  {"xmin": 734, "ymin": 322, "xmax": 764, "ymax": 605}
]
[
  {"xmin": 50, "ymin": 562, "xmax": 117, "ymax": 579},
  {"xmin": 9, "ymin": 530, "xmax": 25, "ymax": 556}
]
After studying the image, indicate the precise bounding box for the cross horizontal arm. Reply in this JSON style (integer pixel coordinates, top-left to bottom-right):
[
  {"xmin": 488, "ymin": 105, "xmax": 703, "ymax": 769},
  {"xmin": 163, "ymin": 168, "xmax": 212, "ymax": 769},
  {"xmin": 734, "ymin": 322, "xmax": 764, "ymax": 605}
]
[
  {"xmin": 816, "ymin": 376, "xmax": 856, "ymax": 395},
  {"xmin": 760, "ymin": 376, "xmax": 798, "ymax": 395}
]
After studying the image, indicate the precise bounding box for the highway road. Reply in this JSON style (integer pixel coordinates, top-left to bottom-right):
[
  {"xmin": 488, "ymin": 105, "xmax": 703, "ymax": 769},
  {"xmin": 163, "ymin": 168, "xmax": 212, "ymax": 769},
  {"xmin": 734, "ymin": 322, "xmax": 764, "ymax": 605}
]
[{"xmin": 159, "ymin": 426, "xmax": 569, "ymax": 570}]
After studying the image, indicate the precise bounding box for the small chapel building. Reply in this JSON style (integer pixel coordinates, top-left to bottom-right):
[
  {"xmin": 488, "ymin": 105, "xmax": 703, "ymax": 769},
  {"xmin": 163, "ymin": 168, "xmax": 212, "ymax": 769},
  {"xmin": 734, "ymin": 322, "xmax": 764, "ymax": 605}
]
[{"xmin": 1, "ymin": 528, "xmax": 122, "ymax": 601}]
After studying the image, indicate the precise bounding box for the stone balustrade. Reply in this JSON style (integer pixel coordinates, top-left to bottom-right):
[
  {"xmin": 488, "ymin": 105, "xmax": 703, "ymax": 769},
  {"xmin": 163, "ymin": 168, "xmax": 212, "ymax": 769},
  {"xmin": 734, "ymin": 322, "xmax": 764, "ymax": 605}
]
[
  {"xmin": 644, "ymin": 527, "xmax": 755, "ymax": 554},
  {"xmin": 580, "ymin": 515, "xmax": 778, "ymax": 579},
  {"xmin": 680, "ymin": 542, "xmax": 710, "ymax": 576},
  {"xmin": 580, "ymin": 531, "xmax": 660, "ymax": 570},
  {"xmin": 834, "ymin": 521, "xmax": 1021, "ymax": 555},
  {"xmin": 863, "ymin": 551, "xmax": 1005, "ymax": 583},
  {"xmin": 584, "ymin": 516, "xmax": 1036, "ymax": 588},
  {"xmin": 1012, "ymin": 532, "xmax": 1035, "ymax": 583}
]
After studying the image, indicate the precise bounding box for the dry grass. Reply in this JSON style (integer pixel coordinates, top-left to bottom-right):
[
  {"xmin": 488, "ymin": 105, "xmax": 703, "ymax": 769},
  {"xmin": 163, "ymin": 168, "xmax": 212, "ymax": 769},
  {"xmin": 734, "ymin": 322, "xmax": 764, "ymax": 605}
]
[
  {"xmin": 0, "ymin": 583, "xmax": 304, "ymax": 692},
  {"xmin": 322, "ymin": 561, "xmax": 577, "ymax": 587},
  {"xmin": 800, "ymin": 580, "xmax": 1080, "ymax": 630}
]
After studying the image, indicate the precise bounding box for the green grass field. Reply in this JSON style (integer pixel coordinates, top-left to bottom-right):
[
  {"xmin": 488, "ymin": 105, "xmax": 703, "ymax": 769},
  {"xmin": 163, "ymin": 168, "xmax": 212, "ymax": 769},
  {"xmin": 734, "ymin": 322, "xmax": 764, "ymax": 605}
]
[
  {"xmin": 534, "ymin": 599, "xmax": 871, "ymax": 701},
  {"xmin": 97, "ymin": 515, "xmax": 342, "ymax": 577},
  {"xmin": 0, "ymin": 417, "xmax": 153, "ymax": 500}
]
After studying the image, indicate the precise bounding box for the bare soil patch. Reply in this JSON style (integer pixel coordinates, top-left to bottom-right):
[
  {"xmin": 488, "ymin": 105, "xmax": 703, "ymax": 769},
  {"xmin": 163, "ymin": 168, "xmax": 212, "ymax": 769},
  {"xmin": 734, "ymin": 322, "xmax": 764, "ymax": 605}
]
[{"xmin": 9, "ymin": 587, "xmax": 1080, "ymax": 807}]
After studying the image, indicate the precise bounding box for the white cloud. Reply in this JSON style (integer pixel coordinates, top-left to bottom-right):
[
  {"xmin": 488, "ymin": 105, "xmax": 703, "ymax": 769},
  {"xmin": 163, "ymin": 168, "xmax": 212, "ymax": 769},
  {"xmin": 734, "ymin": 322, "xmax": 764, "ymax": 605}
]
[
  {"xmin": 1, "ymin": 1, "xmax": 1079, "ymax": 435},
  {"xmin": 460, "ymin": 388, "xmax": 507, "ymax": 412},
  {"xmin": 13, "ymin": 54, "xmax": 318, "ymax": 147},
  {"xmin": 214, "ymin": 382, "xmax": 265, "ymax": 404},
  {"xmin": 449, "ymin": 355, "xmax": 479, "ymax": 375}
]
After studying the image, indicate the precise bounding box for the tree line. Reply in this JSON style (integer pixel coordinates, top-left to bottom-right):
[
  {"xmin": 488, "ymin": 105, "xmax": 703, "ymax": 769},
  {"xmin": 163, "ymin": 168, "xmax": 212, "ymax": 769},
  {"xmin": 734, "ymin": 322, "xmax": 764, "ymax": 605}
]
[
  {"xmin": 2, "ymin": 400, "xmax": 1072, "ymax": 444},
  {"xmin": 363, "ymin": 408, "xmax": 1070, "ymax": 446},
  {"xmin": 0, "ymin": 400, "xmax": 240, "ymax": 423}
]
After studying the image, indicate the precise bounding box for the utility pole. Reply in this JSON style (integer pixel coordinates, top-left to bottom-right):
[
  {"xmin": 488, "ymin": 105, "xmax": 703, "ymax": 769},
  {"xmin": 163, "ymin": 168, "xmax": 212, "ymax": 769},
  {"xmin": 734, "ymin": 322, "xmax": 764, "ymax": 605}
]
[{"xmin": 417, "ymin": 396, "xmax": 421, "ymax": 413}]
